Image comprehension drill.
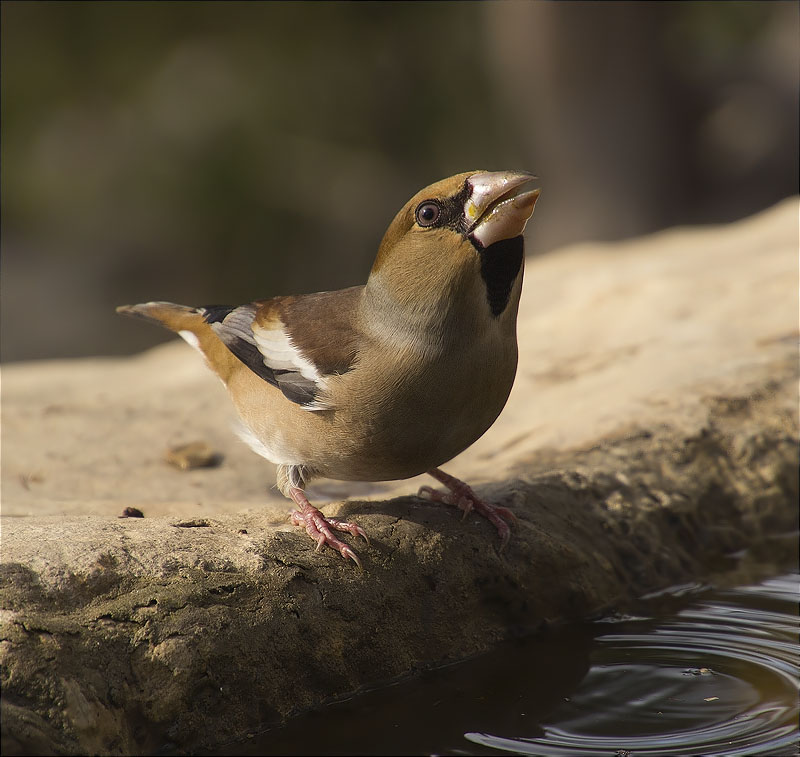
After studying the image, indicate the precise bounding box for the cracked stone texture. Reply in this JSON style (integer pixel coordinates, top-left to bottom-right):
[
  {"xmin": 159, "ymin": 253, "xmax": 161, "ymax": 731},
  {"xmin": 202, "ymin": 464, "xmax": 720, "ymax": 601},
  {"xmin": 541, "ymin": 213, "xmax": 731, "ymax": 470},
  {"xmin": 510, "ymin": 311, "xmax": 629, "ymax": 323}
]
[{"xmin": 2, "ymin": 199, "xmax": 798, "ymax": 754}]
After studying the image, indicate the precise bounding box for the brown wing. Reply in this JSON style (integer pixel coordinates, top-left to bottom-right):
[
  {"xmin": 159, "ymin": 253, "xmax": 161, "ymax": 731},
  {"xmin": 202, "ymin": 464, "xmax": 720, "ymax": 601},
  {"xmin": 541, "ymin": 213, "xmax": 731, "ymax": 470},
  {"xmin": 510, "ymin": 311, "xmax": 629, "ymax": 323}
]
[{"xmin": 203, "ymin": 286, "xmax": 363, "ymax": 408}]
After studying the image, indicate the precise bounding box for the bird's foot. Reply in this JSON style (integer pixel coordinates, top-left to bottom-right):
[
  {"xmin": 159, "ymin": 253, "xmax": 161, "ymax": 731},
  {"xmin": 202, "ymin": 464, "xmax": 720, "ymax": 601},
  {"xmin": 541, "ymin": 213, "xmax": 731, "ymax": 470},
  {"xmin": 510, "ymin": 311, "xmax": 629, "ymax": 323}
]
[
  {"xmin": 289, "ymin": 487, "xmax": 368, "ymax": 568},
  {"xmin": 419, "ymin": 468, "xmax": 516, "ymax": 548}
]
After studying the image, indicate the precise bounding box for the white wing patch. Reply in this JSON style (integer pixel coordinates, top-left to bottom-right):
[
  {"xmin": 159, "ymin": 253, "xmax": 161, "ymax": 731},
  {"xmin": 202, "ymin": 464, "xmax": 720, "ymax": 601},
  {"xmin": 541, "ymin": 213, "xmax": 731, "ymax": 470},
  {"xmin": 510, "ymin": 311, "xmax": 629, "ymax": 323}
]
[
  {"xmin": 252, "ymin": 322, "xmax": 321, "ymax": 383},
  {"xmin": 205, "ymin": 304, "xmax": 331, "ymax": 410}
]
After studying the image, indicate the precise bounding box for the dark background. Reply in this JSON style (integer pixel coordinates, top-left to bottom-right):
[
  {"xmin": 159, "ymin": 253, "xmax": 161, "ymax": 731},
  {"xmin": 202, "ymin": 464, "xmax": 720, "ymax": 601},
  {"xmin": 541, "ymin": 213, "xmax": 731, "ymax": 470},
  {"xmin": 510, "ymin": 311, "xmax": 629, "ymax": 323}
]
[{"xmin": 2, "ymin": 1, "xmax": 797, "ymax": 362}]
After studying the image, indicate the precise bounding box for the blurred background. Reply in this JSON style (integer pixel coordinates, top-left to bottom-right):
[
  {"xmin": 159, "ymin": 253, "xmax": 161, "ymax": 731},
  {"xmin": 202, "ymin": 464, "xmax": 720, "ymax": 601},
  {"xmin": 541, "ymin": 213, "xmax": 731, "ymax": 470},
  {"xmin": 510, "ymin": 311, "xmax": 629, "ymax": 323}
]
[{"xmin": 2, "ymin": 1, "xmax": 798, "ymax": 362}]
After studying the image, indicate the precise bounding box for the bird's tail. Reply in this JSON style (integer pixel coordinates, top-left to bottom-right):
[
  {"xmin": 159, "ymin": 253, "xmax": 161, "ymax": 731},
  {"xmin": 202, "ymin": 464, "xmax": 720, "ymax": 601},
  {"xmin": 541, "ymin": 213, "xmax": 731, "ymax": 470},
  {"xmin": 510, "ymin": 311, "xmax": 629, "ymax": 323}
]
[
  {"xmin": 116, "ymin": 301, "xmax": 203, "ymax": 333},
  {"xmin": 117, "ymin": 301, "xmax": 241, "ymax": 382}
]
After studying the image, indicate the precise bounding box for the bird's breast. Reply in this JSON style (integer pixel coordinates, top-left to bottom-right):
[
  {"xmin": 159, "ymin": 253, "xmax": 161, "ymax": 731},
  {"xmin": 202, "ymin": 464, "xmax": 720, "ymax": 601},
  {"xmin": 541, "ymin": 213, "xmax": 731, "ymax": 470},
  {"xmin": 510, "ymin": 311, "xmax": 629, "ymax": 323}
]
[{"xmin": 319, "ymin": 330, "xmax": 519, "ymax": 481}]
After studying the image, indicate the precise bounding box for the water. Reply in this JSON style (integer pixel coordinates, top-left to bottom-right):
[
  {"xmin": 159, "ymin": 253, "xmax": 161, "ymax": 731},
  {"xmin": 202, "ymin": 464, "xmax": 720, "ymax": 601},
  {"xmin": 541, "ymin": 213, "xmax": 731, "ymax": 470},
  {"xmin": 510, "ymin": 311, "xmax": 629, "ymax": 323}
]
[
  {"xmin": 213, "ymin": 566, "xmax": 798, "ymax": 756},
  {"xmin": 466, "ymin": 573, "xmax": 798, "ymax": 757}
]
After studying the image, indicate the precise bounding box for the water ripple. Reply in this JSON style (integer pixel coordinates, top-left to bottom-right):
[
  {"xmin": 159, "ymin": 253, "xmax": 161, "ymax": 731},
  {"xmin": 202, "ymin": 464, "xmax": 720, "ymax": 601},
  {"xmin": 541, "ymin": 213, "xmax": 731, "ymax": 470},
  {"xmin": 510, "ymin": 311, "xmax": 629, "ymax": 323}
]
[{"xmin": 466, "ymin": 572, "xmax": 799, "ymax": 757}]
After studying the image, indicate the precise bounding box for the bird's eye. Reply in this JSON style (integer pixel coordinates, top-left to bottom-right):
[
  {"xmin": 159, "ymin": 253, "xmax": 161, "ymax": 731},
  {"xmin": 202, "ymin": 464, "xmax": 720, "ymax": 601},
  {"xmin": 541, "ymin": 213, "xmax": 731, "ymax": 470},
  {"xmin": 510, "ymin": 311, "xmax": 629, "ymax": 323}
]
[{"xmin": 415, "ymin": 201, "xmax": 441, "ymax": 228}]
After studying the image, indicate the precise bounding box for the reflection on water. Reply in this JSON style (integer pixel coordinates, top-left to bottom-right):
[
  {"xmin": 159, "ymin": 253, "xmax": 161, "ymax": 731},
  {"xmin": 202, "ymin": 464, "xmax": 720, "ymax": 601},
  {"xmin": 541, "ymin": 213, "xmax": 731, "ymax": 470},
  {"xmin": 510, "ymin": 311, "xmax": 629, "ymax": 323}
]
[
  {"xmin": 211, "ymin": 564, "xmax": 798, "ymax": 757},
  {"xmin": 467, "ymin": 573, "xmax": 798, "ymax": 757}
]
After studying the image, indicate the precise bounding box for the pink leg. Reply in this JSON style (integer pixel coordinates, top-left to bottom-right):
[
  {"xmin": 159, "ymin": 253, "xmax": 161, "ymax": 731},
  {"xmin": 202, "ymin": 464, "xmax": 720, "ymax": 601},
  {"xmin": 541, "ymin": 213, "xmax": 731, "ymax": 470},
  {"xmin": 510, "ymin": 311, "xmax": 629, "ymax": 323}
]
[
  {"xmin": 289, "ymin": 487, "xmax": 368, "ymax": 568},
  {"xmin": 418, "ymin": 468, "xmax": 516, "ymax": 548}
]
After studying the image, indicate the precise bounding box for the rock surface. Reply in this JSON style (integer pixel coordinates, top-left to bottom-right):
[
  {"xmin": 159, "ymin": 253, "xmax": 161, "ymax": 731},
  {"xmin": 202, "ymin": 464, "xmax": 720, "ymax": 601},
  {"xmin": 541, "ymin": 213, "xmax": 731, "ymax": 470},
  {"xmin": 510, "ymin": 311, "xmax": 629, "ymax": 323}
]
[{"xmin": 2, "ymin": 199, "xmax": 798, "ymax": 755}]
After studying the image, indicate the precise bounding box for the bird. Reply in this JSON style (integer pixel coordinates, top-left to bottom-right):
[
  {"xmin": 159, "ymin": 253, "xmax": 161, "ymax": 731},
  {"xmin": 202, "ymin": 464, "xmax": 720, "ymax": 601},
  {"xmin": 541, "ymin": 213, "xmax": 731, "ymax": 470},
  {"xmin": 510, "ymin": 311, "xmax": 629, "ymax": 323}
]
[{"xmin": 118, "ymin": 170, "xmax": 540, "ymax": 567}]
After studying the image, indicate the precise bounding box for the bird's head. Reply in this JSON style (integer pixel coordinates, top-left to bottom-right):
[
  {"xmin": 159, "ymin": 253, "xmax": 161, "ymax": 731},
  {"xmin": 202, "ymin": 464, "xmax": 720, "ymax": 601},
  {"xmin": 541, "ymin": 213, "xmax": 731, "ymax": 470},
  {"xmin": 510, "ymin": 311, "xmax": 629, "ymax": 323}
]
[{"xmin": 368, "ymin": 170, "xmax": 540, "ymax": 325}]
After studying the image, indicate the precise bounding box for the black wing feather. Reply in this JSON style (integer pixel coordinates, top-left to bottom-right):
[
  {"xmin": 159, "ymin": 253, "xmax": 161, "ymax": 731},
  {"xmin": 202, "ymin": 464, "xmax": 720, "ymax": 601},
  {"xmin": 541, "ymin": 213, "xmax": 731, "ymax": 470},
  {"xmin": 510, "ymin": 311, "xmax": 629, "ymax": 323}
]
[{"xmin": 201, "ymin": 305, "xmax": 320, "ymax": 407}]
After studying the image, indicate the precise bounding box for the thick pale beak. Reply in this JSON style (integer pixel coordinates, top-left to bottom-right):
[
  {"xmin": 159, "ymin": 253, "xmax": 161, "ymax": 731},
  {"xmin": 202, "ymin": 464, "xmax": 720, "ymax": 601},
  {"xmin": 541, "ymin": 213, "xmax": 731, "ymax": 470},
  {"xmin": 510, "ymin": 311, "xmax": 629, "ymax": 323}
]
[{"xmin": 465, "ymin": 171, "xmax": 540, "ymax": 248}]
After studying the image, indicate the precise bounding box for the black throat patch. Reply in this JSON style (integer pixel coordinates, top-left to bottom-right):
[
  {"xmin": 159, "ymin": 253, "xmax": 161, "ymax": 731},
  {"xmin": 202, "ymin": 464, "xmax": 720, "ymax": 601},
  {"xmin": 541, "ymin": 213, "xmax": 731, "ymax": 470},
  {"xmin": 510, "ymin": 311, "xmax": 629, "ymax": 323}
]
[{"xmin": 477, "ymin": 235, "xmax": 524, "ymax": 317}]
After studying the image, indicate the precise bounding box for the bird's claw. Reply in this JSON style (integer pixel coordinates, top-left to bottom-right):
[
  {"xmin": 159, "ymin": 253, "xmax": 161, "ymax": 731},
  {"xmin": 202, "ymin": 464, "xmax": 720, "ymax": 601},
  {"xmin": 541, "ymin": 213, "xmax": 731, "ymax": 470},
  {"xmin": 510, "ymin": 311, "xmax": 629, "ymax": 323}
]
[
  {"xmin": 418, "ymin": 479, "xmax": 515, "ymax": 548},
  {"xmin": 326, "ymin": 516, "xmax": 370, "ymax": 545},
  {"xmin": 339, "ymin": 544, "xmax": 362, "ymax": 569},
  {"xmin": 291, "ymin": 506, "xmax": 366, "ymax": 568}
]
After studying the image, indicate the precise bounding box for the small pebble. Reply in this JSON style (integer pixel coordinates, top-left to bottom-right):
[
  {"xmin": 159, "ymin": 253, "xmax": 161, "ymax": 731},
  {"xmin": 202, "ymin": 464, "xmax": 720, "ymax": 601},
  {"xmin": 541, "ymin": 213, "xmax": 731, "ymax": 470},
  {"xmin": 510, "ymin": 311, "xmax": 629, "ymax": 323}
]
[
  {"xmin": 119, "ymin": 507, "xmax": 144, "ymax": 518},
  {"xmin": 19, "ymin": 472, "xmax": 44, "ymax": 490},
  {"xmin": 165, "ymin": 441, "xmax": 222, "ymax": 470}
]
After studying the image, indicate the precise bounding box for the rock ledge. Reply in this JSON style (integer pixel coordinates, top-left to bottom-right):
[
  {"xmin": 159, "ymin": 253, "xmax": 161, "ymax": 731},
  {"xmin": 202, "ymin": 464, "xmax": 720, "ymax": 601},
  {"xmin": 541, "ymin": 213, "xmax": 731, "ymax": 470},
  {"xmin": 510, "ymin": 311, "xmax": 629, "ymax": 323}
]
[{"xmin": 2, "ymin": 200, "xmax": 797, "ymax": 754}]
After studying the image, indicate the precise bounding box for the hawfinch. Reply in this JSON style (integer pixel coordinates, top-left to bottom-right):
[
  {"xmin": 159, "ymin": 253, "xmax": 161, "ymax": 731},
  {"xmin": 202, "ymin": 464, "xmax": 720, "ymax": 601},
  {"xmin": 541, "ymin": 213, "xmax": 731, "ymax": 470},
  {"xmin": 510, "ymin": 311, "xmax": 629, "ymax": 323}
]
[{"xmin": 118, "ymin": 170, "xmax": 540, "ymax": 567}]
